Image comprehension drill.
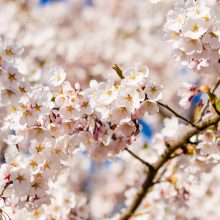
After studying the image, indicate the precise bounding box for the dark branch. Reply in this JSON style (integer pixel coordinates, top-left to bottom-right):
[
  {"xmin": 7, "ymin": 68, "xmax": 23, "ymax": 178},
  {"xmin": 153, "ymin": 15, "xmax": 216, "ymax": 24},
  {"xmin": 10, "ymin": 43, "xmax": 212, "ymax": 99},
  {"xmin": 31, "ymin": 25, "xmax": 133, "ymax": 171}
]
[
  {"xmin": 0, "ymin": 181, "xmax": 12, "ymax": 198},
  {"xmin": 119, "ymin": 115, "xmax": 220, "ymax": 220},
  {"xmin": 125, "ymin": 148, "xmax": 155, "ymax": 170},
  {"xmin": 156, "ymin": 101, "xmax": 199, "ymax": 129}
]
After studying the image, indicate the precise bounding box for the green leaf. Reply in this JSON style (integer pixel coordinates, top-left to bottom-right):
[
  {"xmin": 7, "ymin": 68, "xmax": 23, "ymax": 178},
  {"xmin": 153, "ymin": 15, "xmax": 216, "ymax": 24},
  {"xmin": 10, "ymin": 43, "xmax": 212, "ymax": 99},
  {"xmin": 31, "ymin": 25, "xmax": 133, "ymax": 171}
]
[
  {"xmin": 142, "ymin": 143, "xmax": 148, "ymax": 149},
  {"xmin": 216, "ymin": 99, "xmax": 220, "ymax": 112},
  {"xmin": 207, "ymin": 90, "xmax": 217, "ymax": 105},
  {"xmin": 112, "ymin": 64, "xmax": 125, "ymax": 79},
  {"xmin": 207, "ymin": 90, "xmax": 220, "ymax": 115}
]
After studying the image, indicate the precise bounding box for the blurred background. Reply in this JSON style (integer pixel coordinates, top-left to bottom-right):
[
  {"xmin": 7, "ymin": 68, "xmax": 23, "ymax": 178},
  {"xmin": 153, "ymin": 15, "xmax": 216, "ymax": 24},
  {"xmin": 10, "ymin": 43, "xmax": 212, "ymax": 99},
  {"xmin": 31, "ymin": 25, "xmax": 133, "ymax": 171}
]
[{"xmin": 0, "ymin": 0, "xmax": 220, "ymax": 219}]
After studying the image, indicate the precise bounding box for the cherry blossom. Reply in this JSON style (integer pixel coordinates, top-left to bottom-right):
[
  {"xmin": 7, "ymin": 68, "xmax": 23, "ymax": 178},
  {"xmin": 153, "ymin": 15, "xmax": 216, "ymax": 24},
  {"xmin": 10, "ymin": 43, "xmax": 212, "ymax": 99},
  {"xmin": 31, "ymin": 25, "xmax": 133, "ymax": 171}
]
[{"xmin": 0, "ymin": 1, "xmax": 219, "ymax": 220}]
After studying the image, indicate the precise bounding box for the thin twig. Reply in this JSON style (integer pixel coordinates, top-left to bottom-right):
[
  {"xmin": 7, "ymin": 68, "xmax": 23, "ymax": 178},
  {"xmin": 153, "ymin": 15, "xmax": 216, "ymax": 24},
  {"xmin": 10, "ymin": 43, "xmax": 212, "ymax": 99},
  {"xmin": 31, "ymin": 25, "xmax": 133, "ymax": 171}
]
[
  {"xmin": 156, "ymin": 101, "xmax": 200, "ymax": 129},
  {"xmin": 112, "ymin": 64, "xmax": 198, "ymax": 128},
  {"xmin": 153, "ymin": 160, "xmax": 170, "ymax": 184},
  {"xmin": 212, "ymin": 78, "xmax": 220, "ymax": 93},
  {"xmin": 125, "ymin": 148, "xmax": 155, "ymax": 170},
  {"xmin": 0, "ymin": 181, "xmax": 12, "ymax": 198}
]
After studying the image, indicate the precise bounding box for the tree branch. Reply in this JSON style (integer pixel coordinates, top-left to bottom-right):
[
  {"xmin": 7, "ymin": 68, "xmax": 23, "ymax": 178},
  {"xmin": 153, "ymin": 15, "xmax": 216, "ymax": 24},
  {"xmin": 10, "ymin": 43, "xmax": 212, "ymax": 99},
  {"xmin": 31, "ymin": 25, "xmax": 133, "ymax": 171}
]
[
  {"xmin": 125, "ymin": 148, "xmax": 155, "ymax": 170},
  {"xmin": 119, "ymin": 115, "xmax": 220, "ymax": 220},
  {"xmin": 156, "ymin": 101, "xmax": 199, "ymax": 129},
  {"xmin": 111, "ymin": 64, "xmax": 198, "ymax": 128},
  {"xmin": 0, "ymin": 181, "xmax": 12, "ymax": 198}
]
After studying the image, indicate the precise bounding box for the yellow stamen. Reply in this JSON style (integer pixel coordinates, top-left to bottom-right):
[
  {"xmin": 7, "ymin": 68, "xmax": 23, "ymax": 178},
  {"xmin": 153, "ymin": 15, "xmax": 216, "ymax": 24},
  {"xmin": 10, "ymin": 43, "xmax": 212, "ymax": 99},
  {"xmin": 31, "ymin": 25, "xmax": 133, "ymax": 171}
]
[
  {"xmin": 5, "ymin": 89, "xmax": 15, "ymax": 97},
  {"xmin": 19, "ymin": 87, "xmax": 26, "ymax": 93},
  {"xmin": 30, "ymin": 160, "xmax": 37, "ymax": 168},
  {"xmin": 129, "ymin": 74, "xmax": 137, "ymax": 80},
  {"xmin": 106, "ymin": 89, "xmax": 112, "ymax": 96},
  {"xmin": 33, "ymin": 103, "xmax": 41, "ymax": 112},
  {"xmin": 8, "ymin": 105, "xmax": 17, "ymax": 112},
  {"xmin": 203, "ymin": 16, "xmax": 209, "ymax": 22},
  {"xmin": 44, "ymin": 162, "xmax": 50, "ymax": 170},
  {"xmin": 16, "ymin": 175, "xmax": 25, "ymax": 183},
  {"xmin": 189, "ymin": 39, "xmax": 197, "ymax": 45},
  {"xmin": 150, "ymin": 86, "xmax": 158, "ymax": 94},
  {"xmin": 126, "ymin": 94, "xmax": 132, "ymax": 102},
  {"xmin": 81, "ymin": 101, "xmax": 89, "ymax": 108},
  {"xmin": 118, "ymin": 107, "xmax": 127, "ymax": 113},
  {"xmin": 66, "ymin": 105, "xmax": 73, "ymax": 112},
  {"xmin": 36, "ymin": 145, "xmax": 44, "ymax": 153},
  {"xmin": 192, "ymin": 24, "xmax": 199, "ymax": 32},
  {"xmin": 8, "ymin": 73, "xmax": 16, "ymax": 81},
  {"xmin": 194, "ymin": 8, "xmax": 201, "ymax": 15},
  {"xmin": 33, "ymin": 210, "xmax": 40, "ymax": 217},
  {"xmin": 5, "ymin": 49, "xmax": 14, "ymax": 56},
  {"xmin": 168, "ymin": 175, "xmax": 177, "ymax": 185}
]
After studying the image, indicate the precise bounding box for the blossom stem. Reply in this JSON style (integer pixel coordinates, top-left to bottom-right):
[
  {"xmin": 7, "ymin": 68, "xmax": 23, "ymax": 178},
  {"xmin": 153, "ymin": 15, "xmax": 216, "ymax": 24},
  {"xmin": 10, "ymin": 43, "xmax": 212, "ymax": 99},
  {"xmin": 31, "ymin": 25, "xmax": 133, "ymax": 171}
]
[
  {"xmin": 0, "ymin": 181, "xmax": 12, "ymax": 198},
  {"xmin": 119, "ymin": 115, "xmax": 220, "ymax": 220},
  {"xmin": 153, "ymin": 160, "xmax": 171, "ymax": 185},
  {"xmin": 156, "ymin": 101, "xmax": 199, "ymax": 129},
  {"xmin": 125, "ymin": 148, "xmax": 155, "ymax": 170}
]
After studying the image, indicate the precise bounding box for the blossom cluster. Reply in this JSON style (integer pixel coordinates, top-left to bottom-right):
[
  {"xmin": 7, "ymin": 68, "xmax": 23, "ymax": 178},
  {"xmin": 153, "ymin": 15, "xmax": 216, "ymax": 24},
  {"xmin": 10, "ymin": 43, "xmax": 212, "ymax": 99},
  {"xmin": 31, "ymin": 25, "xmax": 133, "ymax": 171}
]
[
  {"xmin": 0, "ymin": 0, "xmax": 207, "ymax": 114},
  {"xmin": 0, "ymin": 1, "xmax": 220, "ymax": 220},
  {"xmin": 0, "ymin": 0, "xmax": 176, "ymax": 84},
  {"xmin": 164, "ymin": 0, "xmax": 220, "ymax": 75},
  {"xmin": 0, "ymin": 39, "xmax": 163, "ymax": 212}
]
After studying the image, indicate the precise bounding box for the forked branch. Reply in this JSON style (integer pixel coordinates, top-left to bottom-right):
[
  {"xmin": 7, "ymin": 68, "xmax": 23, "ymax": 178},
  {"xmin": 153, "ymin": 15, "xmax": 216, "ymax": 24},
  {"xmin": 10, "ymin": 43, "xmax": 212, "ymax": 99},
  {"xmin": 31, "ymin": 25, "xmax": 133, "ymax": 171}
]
[{"xmin": 119, "ymin": 115, "xmax": 220, "ymax": 220}]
